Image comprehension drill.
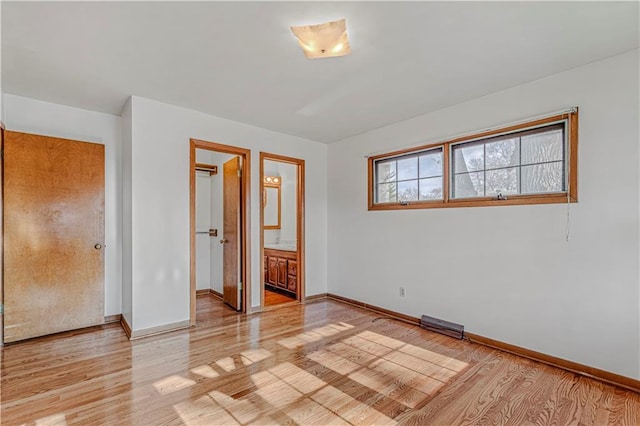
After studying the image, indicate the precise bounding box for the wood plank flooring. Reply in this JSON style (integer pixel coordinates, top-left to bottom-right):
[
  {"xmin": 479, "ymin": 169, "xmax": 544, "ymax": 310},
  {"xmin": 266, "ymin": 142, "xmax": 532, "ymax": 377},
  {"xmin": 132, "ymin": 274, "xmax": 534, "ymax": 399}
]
[
  {"xmin": 1, "ymin": 295, "xmax": 638, "ymax": 425},
  {"xmin": 264, "ymin": 289, "xmax": 297, "ymax": 307}
]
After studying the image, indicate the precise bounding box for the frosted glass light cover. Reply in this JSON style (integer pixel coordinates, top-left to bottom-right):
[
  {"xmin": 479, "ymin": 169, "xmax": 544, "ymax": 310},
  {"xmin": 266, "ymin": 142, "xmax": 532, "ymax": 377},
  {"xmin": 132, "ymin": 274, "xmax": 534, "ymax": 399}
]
[{"xmin": 291, "ymin": 19, "xmax": 351, "ymax": 59}]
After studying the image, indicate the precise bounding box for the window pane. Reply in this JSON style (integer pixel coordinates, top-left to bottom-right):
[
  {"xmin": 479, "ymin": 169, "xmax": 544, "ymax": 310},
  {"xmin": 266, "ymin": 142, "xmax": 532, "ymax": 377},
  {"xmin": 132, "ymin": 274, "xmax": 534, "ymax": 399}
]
[
  {"xmin": 397, "ymin": 157, "xmax": 418, "ymax": 181},
  {"xmin": 453, "ymin": 144, "xmax": 484, "ymax": 173},
  {"xmin": 419, "ymin": 177, "xmax": 442, "ymax": 200},
  {"xmin": 377, "ymin": 182, "xmax": 397, "ymax": 203},
  {"xmin": 376, "ymin": 161, "xmax": 396, "ymax": 183},
  {"xmin": 486, "ymin": 138, "xmax": 519, "ymax": 170},
  {"xmin": 486, "ymin": 167, "xmax": 518, "ymax": 195},
  {"xmin": 521, "ymin": 162, "xmax": 563, "ymax": 193},
  {"xmin": 398, "ymin": 180, "xmax": 418, "ymax": 201},
  {"xmin": 454, "ymin": 172, "xmax": 484, "ymax": 198},
  {"xmin": 419, "ymin": 150, "xmax": 442, "ymax": 178},
  {"xmin": 521, "ymin": 129, "xmax": 563, "ymax": 165}
]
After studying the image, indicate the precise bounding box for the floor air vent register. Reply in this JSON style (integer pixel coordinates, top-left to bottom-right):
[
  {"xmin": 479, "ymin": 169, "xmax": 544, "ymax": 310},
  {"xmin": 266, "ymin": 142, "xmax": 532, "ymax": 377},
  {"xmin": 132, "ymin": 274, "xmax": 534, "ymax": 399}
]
[{"xmin": 420, "ymin": 314, "xmax": 464, "ymax": 340}]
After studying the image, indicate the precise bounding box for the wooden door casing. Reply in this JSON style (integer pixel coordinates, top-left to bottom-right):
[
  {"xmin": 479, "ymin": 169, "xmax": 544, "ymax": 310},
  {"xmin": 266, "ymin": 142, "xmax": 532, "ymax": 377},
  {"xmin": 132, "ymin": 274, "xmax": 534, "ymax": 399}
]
[
  {"xmin": 222, "ymin": 156, "xmax": 241, "ymax": 311},
  {"xmin": 0, "ymin": 124, "xmax": 4, "ymax": 345},
  {"xmin": 3, "ymin": 131, "xmax": 105, "ymax": 342},
  {"xmin": 190, "ymin": 139, "xmax": 251, "ymax": 321},
  {"xmin": 259, "ymin": 152, "xmax": 305, "ymax": 308}
]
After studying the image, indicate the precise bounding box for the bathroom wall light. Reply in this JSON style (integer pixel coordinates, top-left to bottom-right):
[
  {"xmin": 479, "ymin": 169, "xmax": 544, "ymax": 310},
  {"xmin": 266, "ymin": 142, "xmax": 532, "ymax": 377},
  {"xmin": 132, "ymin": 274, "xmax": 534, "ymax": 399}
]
[{"xmin": 290, "ymin": 18, "xmax": 351, "ymax": 59}]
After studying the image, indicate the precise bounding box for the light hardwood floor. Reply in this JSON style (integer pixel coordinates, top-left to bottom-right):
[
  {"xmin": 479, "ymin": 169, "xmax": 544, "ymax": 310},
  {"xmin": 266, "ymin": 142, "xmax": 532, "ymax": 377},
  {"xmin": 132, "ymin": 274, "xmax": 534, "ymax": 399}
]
[
  {"xmin": 1, "ymin": 296, "xmax": 638, "ymax": 425},
  {"xmin": 264, "ymin": 289, "xmax": 297, "ymax": 307}
]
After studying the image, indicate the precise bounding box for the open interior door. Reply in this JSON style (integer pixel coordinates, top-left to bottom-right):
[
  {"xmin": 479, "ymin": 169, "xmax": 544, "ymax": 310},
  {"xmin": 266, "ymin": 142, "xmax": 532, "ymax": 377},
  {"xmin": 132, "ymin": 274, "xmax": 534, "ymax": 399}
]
[{"xmin": 222, "ymin": 156, "xmax": 242, "ymax": 311}]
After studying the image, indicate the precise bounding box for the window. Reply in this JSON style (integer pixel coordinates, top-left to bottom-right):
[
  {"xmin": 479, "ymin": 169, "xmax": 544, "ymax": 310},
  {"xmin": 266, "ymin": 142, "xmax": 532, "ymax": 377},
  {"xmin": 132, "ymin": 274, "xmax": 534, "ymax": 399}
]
[
  {"xmin": 375, "ymin": 148, "xmax": 443, "ymax": 203},
  {"xmin": 368, "ymin": 111, "xmax": 578, "ymax": 210}
]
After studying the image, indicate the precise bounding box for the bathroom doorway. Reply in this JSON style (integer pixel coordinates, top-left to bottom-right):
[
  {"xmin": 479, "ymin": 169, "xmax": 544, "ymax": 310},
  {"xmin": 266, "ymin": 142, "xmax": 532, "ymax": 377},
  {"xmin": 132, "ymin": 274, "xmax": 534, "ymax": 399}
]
[{"xmin": 260, "ymin": 153, "xmax": 305, "ymax": 309}]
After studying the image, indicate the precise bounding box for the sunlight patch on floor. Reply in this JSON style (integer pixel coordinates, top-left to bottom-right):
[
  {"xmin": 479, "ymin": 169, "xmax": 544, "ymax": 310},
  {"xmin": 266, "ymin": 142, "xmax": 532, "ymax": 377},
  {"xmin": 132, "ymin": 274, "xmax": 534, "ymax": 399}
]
[
  {"xmin": 216, "ymin": 356, "xmax": 237, "ymax": 372},
  {"xmin": 306, "ymin": 348, "xmax": 361, "ymax": 375},
  {"xmin": 399, "ymin": 344, "xmax": 468, "ymax": 372},
  {"xmin": 247, "ymin": 361, "xmax": 395, "ymax": 425},
  {"xmin": 382, "ymin": 350, "xmax": 459, "ymax": 382},
  {"xmin": 285, "ymin": 398, "xmax": 351, "ymax": 425},
  {"xmin": 357, "ymin": 330, "xmax": 406, "ymax": 350},
  {"xmin": 278, "ymin": 322, "xmax": 354, "ymax": 349},
  {"xmin": 153, "ymin": 375, "xmax": 196, "ymax": 395},
  {"xmin": 167, "ymin": 325, "xmax": 467, "ymax": 425},
  {"xmin": 341, "ymin": 335, "xmax": 395, "ymax": 358},
  {"xmin": 174, "ymin": 395, "xmax": 239, "ymax": 425},
  {"xmin": 304, "ymin": 330, "xmax": 470, "ymax": 409},
  {"xmin": 240, "ymin": 348, "xmax": 272, "ymax": 366},
  {"xmin": 269, "ymin": 362, "xmax": 326, "ymax": 394},
  {"xmin": 325, "ymin": 340, "xmax": 381, "ymax": 364},
  {"xmin": 35, "ymin": 413, "xmax": 67, "ymax": 426},
  {"xmin": 190, "ymin": 364, "xmax": 219, "ymax": 379},
  {"xmin": 209, "ymin": 390, "xmax": 263, "ymax": 424},
  {"xmin": 253, "ymin": 371, "xmax": 304, "ymax": 409},
  {"xmin": 311, "ymin": 385, "xmax": 397, "ymax": 425}
]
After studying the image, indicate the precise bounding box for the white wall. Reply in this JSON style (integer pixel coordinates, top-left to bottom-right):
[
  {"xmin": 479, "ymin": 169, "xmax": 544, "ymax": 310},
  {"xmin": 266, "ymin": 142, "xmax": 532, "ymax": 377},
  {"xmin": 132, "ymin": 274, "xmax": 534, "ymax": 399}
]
[
  {"xmin": 328, "ymin": 49, "xmax": 640, "ymax": 379},
  {"xmin": 3, "ymin": 94, "xmax": 123, "ymax": 317},
  {"xmin": 129, "ymin": 96, "xmax": 327, "ymax": 330}
]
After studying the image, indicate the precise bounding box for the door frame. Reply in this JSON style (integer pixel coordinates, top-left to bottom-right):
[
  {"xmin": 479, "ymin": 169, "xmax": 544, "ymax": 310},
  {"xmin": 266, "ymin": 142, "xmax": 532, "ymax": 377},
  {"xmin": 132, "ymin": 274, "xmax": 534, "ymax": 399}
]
[
  {"xmin": 0, "ymin": 122, "xmax": 4, "ymax": 345},
  {"xmin": 190, "ymin": 139, "xmax": 251, "ymax": 324},
  {"xmin": 259, "ymin": 152, "xmax": 305, "ymax": 309}
]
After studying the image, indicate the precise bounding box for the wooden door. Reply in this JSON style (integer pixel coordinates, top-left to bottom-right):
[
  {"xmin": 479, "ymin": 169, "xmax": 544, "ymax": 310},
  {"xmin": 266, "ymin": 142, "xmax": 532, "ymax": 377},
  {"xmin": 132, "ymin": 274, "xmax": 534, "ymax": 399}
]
[
  {"xmin": 222, "ymin": 157, "xmax": 241, "ymax": 310},
  {"xmin": 3, "ymin": 131, "xmax": 105, "ymax": 342}
]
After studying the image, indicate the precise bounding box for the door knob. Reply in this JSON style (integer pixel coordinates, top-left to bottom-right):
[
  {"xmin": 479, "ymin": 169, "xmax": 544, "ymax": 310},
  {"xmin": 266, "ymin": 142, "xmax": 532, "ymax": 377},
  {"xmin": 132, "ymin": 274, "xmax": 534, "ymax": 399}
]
[
  {"xmin": 219, "ymin": 239, "xmax": 227, "ymax": 244},
  {"xmin": 94, "ymin": 243, "xmax": 103, "ymax": 250}
]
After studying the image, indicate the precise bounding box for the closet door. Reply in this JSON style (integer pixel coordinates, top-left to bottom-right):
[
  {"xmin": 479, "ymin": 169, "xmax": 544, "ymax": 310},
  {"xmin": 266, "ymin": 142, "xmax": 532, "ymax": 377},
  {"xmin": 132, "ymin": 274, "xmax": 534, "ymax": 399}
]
[{"xmin": 4, "ymin": 131, "xmax": 105, "ymax": 342}]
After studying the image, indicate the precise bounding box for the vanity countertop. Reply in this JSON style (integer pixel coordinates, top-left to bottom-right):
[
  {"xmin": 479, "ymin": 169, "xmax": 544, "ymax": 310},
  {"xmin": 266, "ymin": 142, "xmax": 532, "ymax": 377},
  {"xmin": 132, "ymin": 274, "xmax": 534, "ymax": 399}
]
[{"xmin": 264, "ymin": 243, "xmax": 296, "ymax": 252}]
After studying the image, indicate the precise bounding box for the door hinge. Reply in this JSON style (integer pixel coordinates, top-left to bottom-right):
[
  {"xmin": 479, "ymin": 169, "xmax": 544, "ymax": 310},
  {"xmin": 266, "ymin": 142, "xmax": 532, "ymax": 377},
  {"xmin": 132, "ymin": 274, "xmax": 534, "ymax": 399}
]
[{"xmin": 237, "ymin": 169, "xmax": 242, "ymax": 178}]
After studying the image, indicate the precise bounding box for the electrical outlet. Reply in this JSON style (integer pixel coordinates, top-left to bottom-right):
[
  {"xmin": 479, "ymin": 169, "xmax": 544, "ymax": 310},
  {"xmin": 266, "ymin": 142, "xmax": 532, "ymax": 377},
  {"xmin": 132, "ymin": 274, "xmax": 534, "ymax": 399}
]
[{"xmin": 399, "ymin": 287, "xmax": 406, "ymax": 297}]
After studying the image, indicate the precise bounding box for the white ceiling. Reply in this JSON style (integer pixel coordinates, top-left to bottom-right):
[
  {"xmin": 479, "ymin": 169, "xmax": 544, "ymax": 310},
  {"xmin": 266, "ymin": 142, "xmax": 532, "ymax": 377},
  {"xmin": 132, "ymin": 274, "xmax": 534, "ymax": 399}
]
[{"xmin": 2, "ymin": 2, "xmax": 638, "ymax": 143}]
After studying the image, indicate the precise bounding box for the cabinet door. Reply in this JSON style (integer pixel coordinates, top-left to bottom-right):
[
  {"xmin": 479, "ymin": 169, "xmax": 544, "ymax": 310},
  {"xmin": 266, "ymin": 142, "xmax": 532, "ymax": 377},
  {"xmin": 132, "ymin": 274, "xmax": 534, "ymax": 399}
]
[
  {"xmin": 287, "ymin": 275, "xmax": 297, "ymax": 293},
  {"xmin": 277, "ymin": 258, "xmax": 287, "ymax": 288},
  {"xmin": 288, "ymin": 260, "xmax": 297, "ymax": 278},
  {"xmin": 268, "ymin": 257, "xmax": 278, "ymax": 285}
]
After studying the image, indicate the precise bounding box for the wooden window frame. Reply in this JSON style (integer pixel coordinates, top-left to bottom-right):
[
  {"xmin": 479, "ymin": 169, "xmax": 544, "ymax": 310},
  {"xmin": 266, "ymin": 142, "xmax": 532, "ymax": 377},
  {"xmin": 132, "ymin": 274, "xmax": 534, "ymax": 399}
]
[{"xmin": 368, "ymin": 111, "xmax": 578, "ymax": 211}]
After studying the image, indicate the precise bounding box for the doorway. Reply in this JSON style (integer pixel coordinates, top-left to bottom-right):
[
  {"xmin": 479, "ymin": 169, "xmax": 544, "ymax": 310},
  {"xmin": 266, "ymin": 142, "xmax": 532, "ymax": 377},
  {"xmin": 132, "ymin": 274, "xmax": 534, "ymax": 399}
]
[
  {"xmin": 260, "ymin": 153, "xmax": 305, "ymax": 309},
  {"xmin": 190, "ymin": 139, "xmax": 251, "ymax": 324}
]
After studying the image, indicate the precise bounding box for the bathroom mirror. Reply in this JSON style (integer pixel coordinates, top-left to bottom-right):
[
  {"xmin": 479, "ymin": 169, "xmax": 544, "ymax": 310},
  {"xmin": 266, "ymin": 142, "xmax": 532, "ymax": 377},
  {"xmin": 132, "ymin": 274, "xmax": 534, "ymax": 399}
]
[{"xmin": 263, "ymin": 176, "xmax": 281, "ymax": 229}]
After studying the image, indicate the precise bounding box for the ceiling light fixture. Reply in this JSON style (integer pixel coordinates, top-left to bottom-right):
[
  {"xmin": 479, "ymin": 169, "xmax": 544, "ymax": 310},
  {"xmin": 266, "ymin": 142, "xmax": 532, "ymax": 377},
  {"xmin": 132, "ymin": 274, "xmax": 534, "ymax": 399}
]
[{"xmin": 290, "ymin": 19, "xmax": 351, "ymax": 59}]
